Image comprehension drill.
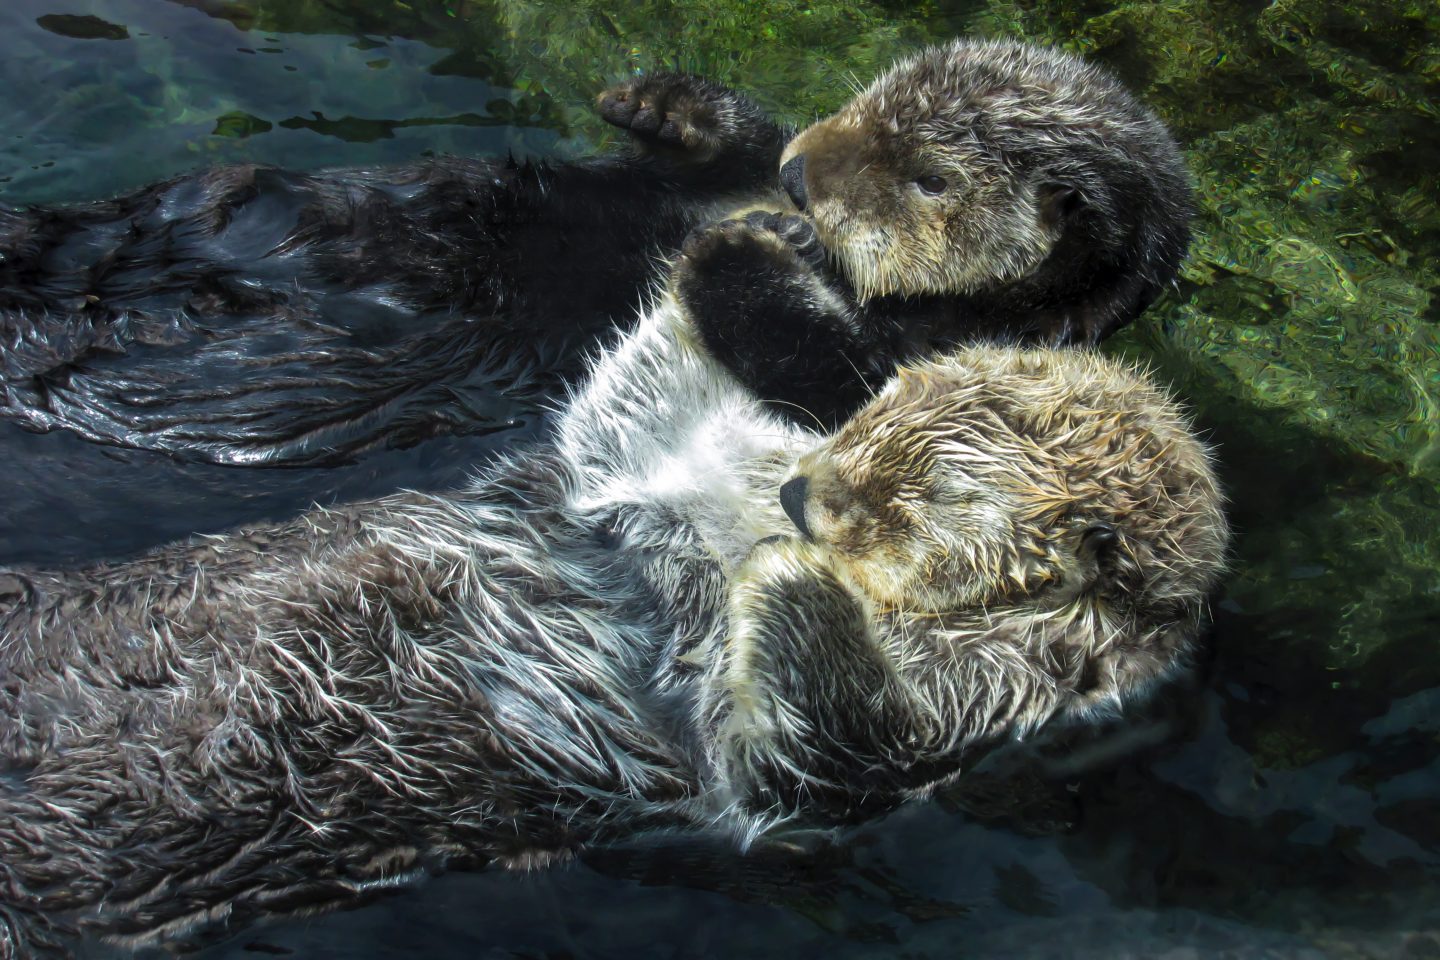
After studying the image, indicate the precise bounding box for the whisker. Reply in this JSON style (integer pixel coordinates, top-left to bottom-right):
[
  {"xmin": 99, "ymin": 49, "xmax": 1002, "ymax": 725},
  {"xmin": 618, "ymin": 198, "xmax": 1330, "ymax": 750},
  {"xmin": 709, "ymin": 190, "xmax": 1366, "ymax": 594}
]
[{"xmin": 755, "ymin": 397, "xmax": 828, "ymax": 432}]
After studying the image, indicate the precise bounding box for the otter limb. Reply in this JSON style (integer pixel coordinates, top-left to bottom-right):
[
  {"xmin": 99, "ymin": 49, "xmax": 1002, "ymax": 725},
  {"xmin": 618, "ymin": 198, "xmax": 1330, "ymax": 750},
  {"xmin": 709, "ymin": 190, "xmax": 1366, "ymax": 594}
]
[{"xmin": 0, "ymin": 74, "xmax": 787, "ymax": 467}]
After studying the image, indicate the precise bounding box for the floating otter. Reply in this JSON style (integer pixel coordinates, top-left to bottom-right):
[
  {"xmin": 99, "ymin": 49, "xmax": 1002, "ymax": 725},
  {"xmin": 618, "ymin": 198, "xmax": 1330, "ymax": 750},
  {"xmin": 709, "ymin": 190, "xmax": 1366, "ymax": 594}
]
[
  {"xmin": 0, "ymin": 40, "xmax": 1189, "ymax": 469},
  {"xmin": 0, "ymin": 204, "xmax": 1228, "ymax": 954},
  {"xmin": 688, "ymin": 39, "xmax": 1194, "ymax": 427}
]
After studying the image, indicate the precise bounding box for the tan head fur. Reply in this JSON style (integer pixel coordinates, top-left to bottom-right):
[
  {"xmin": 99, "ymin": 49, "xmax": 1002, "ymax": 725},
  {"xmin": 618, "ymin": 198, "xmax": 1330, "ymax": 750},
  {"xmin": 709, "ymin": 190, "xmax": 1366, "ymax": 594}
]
[{"xmin": 779, "ymin": 346, "xmax": 1228, "ymax": 723}]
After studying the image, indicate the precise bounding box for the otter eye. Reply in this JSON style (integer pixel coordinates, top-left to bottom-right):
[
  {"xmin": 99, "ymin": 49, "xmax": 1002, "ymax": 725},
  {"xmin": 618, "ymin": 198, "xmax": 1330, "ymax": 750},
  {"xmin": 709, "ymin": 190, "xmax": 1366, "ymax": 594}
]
[{"xmin": 916, "ymin": 174, "xmax": 948, "ymax": 195}]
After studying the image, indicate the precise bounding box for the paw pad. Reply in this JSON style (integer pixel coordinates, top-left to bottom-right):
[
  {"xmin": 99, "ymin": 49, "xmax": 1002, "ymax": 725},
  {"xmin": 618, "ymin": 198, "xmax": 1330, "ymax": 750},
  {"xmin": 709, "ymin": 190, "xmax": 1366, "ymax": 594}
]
[{"xmin": 597, "ymin": 73, "xmax": 729, "ymax": 156}]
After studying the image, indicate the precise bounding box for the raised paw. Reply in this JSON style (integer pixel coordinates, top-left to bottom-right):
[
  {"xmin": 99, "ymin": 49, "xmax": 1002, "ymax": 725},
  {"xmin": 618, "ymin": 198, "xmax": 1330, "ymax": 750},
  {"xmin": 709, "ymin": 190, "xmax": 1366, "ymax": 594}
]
[
  {"xmin": 740, "ymin": 211, "xmax": 826, "ymax": 271},
  {"xmin": 596, "ymin": 73, "xmax": 783, "ymax": 174},
  {"xmin": 733, "ymin": 535, "xmax": 850, "ymax": 601},
  {"xmin": 673, "ymin": 212, "xmax": 871, "ymax": 431},
  {"xmin": 677, "ymin": 214, "xmax": 822, "ymax": 286},
  {"xmin": 598, "ymin": 73, "xmax": 726, "ymax": 158}
]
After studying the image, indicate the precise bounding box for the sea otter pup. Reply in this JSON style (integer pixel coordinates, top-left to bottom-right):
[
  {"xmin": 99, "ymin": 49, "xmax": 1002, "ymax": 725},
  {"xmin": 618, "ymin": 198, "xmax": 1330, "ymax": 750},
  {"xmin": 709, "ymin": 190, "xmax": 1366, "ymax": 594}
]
[
  {"xmin": 0, "ymin": 213, "xmax": 1228, "ymax": 956},
  {"xmin": 0, "ymin": 40, "xmax": 1189, "ymax": 467}
]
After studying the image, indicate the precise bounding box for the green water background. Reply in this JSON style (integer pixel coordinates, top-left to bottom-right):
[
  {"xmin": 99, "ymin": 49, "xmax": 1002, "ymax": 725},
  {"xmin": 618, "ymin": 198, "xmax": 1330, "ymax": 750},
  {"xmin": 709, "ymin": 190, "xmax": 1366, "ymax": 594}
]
[{"xmin": 2, "ymin": 0, "xmax": 1437, "ymax": 956}]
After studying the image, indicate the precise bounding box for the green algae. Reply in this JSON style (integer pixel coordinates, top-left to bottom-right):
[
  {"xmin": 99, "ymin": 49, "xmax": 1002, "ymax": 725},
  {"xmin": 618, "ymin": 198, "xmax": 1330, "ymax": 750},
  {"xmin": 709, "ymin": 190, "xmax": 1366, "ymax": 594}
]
[
  {"xmin": 229, "ymin": 0, "xmax": 924, "ymax": 137},
  {"xmin": 210, "ymin": 109, "xmax": 272, "ymax": 137},
  {"xmin": 956, "ymin": 0, "xmax": 1440, "ymax": 478}
]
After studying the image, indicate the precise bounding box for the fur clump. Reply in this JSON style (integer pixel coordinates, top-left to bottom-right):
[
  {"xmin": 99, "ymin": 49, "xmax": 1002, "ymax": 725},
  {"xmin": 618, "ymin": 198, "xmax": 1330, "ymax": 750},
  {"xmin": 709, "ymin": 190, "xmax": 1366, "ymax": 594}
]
[{"xmin": 0, "ymin": 272, "xmax": 1227, "ymax": 953}]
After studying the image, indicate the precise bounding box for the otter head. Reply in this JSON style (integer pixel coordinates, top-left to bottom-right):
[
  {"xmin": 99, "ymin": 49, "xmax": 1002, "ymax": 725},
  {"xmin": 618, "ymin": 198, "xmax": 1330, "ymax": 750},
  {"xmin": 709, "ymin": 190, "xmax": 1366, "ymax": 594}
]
[
  {"xmin": 781, "ymin": 39, "xmax": 1193, "ymax": 343},
  {"xmin": 779, "ymin": 346, "xmax": 1228, "ymax": 721}
]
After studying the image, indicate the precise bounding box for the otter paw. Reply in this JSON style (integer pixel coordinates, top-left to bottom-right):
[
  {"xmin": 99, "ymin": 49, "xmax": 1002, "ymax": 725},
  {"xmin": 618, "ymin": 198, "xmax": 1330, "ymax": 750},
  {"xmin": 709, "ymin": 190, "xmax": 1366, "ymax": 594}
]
[
  {"xmin": 597, "ymin": 73, "xmax": 746, "ymax": 162},
  {"xmin": 740, "ymin": 211, "xmax": 826, "ymax": 271},
  {"xmin": 678, "ymin": 215, "xmax": 818, "ymax": 284},
  {"xmin": 674, "ymin": 214, "xmax": 868, "ymax": 431},
  {"xmin": 596, "ymin": 73, "xmax": 777, "ymax": 165}
]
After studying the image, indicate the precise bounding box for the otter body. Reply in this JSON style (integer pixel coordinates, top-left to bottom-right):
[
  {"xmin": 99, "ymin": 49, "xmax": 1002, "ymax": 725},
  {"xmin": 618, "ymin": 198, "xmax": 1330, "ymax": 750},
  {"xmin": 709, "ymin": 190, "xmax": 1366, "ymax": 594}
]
[
  {"xmin": 0, "ymin": 39, "xmax": 1213, "ymax": 956},
  {"xmin": 0, "ymin": 218, "xmax": 1227, "ymax": 953},
  {"xmin": 0, "ymin": 74, "xmax": 788, "ymax": 467},
  {"xmin": 1, "ymin": 40, "xmax": 1191, "ymax": 472},
  {"xmin": 687, "ymin": 40, "xmax": 1194, "ymax": 429}
]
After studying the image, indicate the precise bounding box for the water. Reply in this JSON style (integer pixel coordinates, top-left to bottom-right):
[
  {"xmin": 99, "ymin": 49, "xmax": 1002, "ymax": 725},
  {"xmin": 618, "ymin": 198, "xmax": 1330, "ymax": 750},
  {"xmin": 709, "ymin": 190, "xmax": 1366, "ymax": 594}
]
[{"xmin": 3, "ymin": 0, "xmax": 1439, "ymax": 956}]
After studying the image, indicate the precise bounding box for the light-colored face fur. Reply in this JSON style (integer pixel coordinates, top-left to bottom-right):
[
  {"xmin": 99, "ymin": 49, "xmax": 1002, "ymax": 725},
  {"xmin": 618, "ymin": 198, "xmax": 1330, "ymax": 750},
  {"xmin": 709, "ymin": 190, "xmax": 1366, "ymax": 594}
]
[
  {"xmin": 782, "ymin": 39, "xmax": 1175, "ymax": 302},
  {"xmin": 778, "ymin": 346, "xmax": 1228, "ymax": 717}
]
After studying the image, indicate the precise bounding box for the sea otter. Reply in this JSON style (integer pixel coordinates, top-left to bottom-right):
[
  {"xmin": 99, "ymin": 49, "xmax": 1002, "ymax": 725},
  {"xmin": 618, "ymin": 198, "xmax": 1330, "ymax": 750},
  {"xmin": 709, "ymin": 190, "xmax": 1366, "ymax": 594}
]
[
  {"xmin": 0, "ymin": 206, "xmax": 1228, "ymax": 955},
  {"xmin": 0, "ymin": 40, "xmax": 1189, "ymax": 469},
  {"xmin": 685, "ymin": 39, "xmax": 1193, "ymax": 428}
]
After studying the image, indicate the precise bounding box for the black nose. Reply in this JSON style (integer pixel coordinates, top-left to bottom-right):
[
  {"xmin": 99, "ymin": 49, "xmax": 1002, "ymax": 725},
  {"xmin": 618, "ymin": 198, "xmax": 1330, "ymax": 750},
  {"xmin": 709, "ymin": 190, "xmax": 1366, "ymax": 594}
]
[
  {"xmin": 1079, "ymin": 522, "xmax": 1119, "ymax": 561},
  {"xmin": 779, "ymin": 476, "xmax": 812, "ymax": 540},
  {"xmin": 780, "ymin": 155, "xmax": 807, "ymax": 211}
]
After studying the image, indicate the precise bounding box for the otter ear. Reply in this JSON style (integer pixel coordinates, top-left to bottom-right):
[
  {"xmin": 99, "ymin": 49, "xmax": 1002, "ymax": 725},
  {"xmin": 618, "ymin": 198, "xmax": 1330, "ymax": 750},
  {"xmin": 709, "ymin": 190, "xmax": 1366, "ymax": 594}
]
[
  {"xmin": 1040, "ymin": 182, "xmax": 1084, "ymax": 226},
  {"xmin": 1052, "ymin": 521, "xmax": 1122, "ymax": 603}
]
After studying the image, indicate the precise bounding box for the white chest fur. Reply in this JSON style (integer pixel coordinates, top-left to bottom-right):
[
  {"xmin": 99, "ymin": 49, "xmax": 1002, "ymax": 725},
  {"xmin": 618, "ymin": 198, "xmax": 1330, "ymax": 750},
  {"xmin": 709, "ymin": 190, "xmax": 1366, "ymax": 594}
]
[{"xmin": 556, "ymin": 293, "xmax": 809, "ymax": 572}]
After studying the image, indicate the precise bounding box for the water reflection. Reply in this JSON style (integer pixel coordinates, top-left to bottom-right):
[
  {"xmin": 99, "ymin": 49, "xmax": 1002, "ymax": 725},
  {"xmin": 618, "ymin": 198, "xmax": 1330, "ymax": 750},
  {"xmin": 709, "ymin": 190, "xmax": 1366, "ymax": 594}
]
[{"xmin": 0, "ymin": 0, "xmax": 572, "ymax": 205}]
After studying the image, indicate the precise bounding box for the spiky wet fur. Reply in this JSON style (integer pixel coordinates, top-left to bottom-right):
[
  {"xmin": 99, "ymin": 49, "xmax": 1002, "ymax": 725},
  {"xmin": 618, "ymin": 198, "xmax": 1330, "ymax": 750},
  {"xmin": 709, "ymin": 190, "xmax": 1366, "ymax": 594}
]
[{"xmin": 0, "ymin": 265, "xmax": 1227, "ymax": 954}]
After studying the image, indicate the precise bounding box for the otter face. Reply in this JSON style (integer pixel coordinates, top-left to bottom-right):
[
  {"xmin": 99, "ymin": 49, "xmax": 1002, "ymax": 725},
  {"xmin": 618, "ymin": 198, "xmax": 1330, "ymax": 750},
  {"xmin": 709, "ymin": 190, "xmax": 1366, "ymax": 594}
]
[
  {"xmin": 782, "ymin": 105, "xmax": 1061, "ymax": 301},
  {"xmin": 778, "ymin": 346, "xmax": 1228, "ymax": 710},
  {"xmin": 780, "ymin": 39, "xmax": 1193, "ymax": 339},
  {"xmin": 779, "ymin": 360, "xmax": 1076, "ymax": 614},
  {"xmin": 781, "ymin": 400, "xmax": 1032, "ymax": 614},
  {"xmin": 708, "ymin": 348, "xmax": 1225, "ymax": 809}
]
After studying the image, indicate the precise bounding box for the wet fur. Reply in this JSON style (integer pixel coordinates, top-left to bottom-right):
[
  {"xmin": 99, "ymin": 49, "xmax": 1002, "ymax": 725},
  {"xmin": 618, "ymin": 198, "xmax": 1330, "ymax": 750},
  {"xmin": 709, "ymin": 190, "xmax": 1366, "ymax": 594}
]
[
  {"xmin": 0, "ymin": 40, "xmax": 1212, "ymax": 956},
  {"xmin": 1, "ymin": 41, "xmax": 1189, "ymax": 466},
  {"xmin": 0, "ymin": 256, "xmax": 1227, "ymax": 954}
]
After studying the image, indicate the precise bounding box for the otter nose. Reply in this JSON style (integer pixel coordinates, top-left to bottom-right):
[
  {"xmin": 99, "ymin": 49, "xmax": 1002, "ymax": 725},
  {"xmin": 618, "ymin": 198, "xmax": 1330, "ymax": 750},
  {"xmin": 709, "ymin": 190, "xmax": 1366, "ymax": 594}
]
[
  {"xmin": 780, "ymin": 155, "xmax": 807, "ymax": 211},
  {"xmin": 779, "ymin": 476, "xmax": 812, "ymax": 540}
]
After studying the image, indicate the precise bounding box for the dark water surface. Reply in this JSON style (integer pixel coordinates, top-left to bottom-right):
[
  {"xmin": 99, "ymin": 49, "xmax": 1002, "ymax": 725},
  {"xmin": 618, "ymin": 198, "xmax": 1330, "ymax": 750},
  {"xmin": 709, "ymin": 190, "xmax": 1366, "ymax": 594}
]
[{"xmin": 3, "ymin": 0, "xmax": 1439, "ymax": 957}]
